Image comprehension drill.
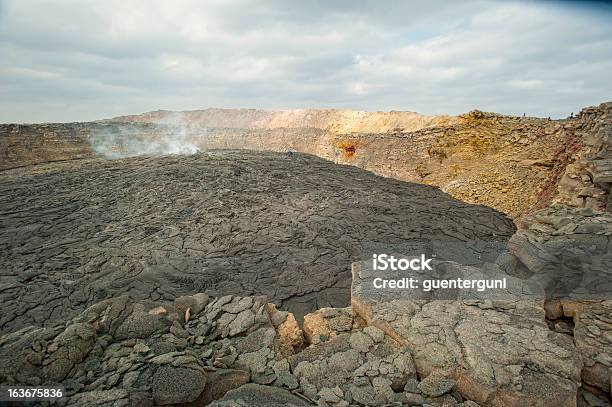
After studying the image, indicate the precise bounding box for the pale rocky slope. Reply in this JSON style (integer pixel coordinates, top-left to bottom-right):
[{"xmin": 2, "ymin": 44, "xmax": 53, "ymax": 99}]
[
  {"xmin": 111, "ymin": 108, "xmax": 458, "ymax": 134},
  {"xmin": 194, "ymin": 103, "xmax": 611, "ymax": 218},
  {"xmin": 3, "ymin": 103, "xmax": 609, "ymax": 218}
]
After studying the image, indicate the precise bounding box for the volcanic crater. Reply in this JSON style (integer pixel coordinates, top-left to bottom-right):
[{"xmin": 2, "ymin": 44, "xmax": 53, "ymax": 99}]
[
  {"xmin": 0, "ymin": 103, "xmax": 610, "ymax": 407},
  {"xmin": 0, "ymin": 150, "xmax": 515, "ymax": 333}
]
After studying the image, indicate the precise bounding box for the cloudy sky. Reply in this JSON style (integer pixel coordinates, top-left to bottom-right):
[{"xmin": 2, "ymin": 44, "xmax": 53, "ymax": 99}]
[{"xmin": 0, "ymin": 0, "xmax": 611, "ymax": 122}]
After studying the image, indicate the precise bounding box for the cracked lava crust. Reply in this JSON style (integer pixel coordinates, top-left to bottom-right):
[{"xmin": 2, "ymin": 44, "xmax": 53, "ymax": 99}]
[{"xmin": 0, "ymin": 150, "xmax": 515, "ymax": 333}]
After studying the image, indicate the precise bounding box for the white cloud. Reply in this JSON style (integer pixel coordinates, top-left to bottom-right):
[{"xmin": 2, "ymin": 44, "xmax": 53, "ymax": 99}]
[
  {"xmin": 0, "ymin": 0, "xmax": 610, "ymax": 122},
  {"xmin": 508, "ymin": 80, "xmax": 544, "ymax": 90},
  {"xmin": 347, "ymin": 82, "xmax": 370, "ymax": 95}
]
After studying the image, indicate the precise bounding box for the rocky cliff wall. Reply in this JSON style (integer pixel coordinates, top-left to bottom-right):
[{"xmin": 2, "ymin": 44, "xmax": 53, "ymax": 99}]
[
  {"xmin": 0, "ymin": 122, "xmax": 173, "ymax": 170},
  {"xmin": 553, "ymin": 103, "xmax": 612, "ymax": 212},
  {"xmin": 1, "ymin": 102, "xmax": 610, "ymax": 218},
  {"xmin": 0, "ymin": 122, "xmax": 94, "ymax": 170},
  {"xmin": 0, "ymin": 123, "xmax": 326, "ymax": 170}
]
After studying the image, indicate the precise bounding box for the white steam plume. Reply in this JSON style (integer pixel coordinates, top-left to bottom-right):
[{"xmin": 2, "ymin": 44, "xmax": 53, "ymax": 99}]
[{"xmin": 90, "ymin": 117, "xmax": 206, "ymax": 158}]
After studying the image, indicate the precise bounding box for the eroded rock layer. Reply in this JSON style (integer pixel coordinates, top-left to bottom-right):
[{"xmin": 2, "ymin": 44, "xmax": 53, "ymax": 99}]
[
  {"xmin": 2, "ymin": 102, "xmax": 610, "ymax": 217},
  {"xmin": 110, "ymin": 107, "xmax": 459, "ymax": 134}
]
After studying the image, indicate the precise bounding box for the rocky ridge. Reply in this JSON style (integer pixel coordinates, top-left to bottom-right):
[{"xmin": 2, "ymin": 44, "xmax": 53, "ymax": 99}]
[
  {"xmin": 110, "ymin": 103, "xmax": 612, "ymax": 217},
  {"xmin": 2, "ymin": 102, "xmax": 610, "ymax": 218},
  {"xmin": 110, "ymin": 108, "xmax": 459, "ymax": 135}
]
